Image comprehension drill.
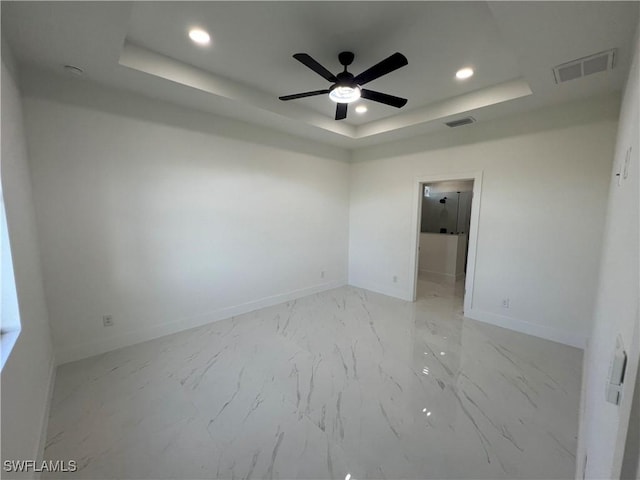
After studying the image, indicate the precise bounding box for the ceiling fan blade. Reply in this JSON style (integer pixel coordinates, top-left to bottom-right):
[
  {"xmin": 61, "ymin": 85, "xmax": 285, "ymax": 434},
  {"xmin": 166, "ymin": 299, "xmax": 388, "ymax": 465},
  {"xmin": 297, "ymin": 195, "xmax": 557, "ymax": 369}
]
[
  {"xmin": 361, "ymin": 89, "xmax": 408, "ymax": 108},
  {"xmin": 293, "ymin": 53, "xmax": 338, "ymax": 82},
  {"xmin": 335, "ymin": 103, "xmax": 347, "ymax": 120},
  {"xmin": 279, "ymin": 89, "xmax": 330, "ymax": 101},
  {"xmin": 353, "ymin": 52, "xmax": 408, "ymax": 86}
]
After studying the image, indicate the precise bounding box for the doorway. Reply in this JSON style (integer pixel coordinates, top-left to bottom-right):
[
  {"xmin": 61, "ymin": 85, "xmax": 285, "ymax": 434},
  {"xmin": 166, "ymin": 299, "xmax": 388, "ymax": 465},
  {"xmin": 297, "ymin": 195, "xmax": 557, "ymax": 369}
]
[{"xmin": 408, "ymin": 172, "xmax": 482, "ymax": 314}]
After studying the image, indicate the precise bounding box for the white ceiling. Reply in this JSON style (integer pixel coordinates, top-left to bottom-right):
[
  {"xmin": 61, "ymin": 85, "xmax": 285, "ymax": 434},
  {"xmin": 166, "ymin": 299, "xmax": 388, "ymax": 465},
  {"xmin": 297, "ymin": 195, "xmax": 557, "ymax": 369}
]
[{"xmin": 2, "ymin": 1, "xmax": 638, "ymax": 149}]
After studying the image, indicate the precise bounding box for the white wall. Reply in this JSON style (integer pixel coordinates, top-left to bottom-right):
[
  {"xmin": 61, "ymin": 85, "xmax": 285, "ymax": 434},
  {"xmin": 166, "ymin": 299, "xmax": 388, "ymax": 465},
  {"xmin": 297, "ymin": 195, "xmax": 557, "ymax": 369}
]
[
  {"xmin": 20, "ymin": 73, "xmax": 350, "ymax": 364},
  {"xmin": 1, "ymin": 53, "xmax": 55, "ymax": 475},
  {"xmin": 578, "ymin": 26, "xmax": 640, "ymax": 480},
  {"xmin": 349, "ymin": 94, "xmax": 619, "ymax": 347},
  {"xmin": 418, "ymin": 233, "xmax": 464, "ymax": 281}
]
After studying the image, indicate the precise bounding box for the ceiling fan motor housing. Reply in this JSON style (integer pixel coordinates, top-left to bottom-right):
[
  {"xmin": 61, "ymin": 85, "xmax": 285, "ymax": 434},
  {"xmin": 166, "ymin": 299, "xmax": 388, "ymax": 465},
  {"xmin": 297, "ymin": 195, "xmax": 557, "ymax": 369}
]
[
  {"xmin": 334, "ymin": 71, "xmax": 357, "ymax": 89},
  {"xmin": 338, "ymin": 51, "xmax": 355, "ymax": 67}
]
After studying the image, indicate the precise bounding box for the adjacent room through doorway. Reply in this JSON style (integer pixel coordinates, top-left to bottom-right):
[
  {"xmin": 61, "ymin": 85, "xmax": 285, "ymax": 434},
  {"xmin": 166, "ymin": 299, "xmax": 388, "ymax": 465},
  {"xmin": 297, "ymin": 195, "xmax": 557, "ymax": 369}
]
[
  {"xmin": 410, "ymin": 174, "xmax": 481, "ymax": 313},
  {"xmin": 415, "ymin": 179, "xmax": 474, "ymax": 306},
  {"xmin": 419, "ymin": 180, "xmax": 473, "ymax": 278}
]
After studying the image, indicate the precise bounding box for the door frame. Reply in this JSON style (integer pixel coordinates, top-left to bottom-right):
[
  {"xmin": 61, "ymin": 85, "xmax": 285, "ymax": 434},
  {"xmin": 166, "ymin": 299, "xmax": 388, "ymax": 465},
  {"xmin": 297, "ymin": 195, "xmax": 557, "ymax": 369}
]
[{"xmin": 408, "ymin": 171, "xmax": 483, "ymax": 315}]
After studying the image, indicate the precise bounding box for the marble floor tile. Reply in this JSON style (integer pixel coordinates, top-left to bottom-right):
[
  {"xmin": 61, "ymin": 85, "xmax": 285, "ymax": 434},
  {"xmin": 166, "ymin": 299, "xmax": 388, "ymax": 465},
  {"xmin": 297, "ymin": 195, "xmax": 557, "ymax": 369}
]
[{"xmin": 43, "ymin": 276, "xmax": 583, "ymax": 479}]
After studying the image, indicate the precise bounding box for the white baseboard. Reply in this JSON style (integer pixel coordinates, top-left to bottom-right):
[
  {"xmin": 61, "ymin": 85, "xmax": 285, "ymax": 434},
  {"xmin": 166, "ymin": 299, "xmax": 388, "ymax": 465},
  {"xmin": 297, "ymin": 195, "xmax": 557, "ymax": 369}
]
[
  {"xmin": 54, "ymin": 280, "xmax": 585, "ymax": 364},
  {"xmin": 465, "ymin": 308, "xmax": 587, "ymax": 349},
  {"xmin": 349, "ymin": 282, "xmax": 585, "ymax": 349},
  {"xmin": 36, "ymin": 353, "xmax": 56, "ymax": 471},
  {"xmin": 575, "ymin": 338, "xmax": 590, "ymax": 480},
  {"xmin": 55, "ymin": 280, "xmax": 346, "ymax": 365},
  {"xmin": 347, "ymin": 278, "xmax": 413, "ymax": 301}
]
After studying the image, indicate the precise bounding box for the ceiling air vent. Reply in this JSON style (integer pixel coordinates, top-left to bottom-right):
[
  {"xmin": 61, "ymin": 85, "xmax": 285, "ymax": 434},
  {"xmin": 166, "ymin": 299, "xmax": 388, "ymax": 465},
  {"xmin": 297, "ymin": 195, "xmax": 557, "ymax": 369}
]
[
  {"xmin": 553, "ymin": 49, "xmax": 616, "ymax": 84},
  {"xmin": 445, "ymin": 117, "xmax": 476, "ymax": 128}
]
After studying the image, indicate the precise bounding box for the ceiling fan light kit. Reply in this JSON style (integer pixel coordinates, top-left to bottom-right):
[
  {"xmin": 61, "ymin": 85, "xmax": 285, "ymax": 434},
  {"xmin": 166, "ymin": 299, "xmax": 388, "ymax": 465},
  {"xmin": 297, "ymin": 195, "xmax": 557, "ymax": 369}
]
[
  {"xmin": 279, "ymin": 51, "xmax": 408, "ymax": 120},
  {"xmin": 329, "ymin": 85, "xmax": 361, "ymax": 103}
]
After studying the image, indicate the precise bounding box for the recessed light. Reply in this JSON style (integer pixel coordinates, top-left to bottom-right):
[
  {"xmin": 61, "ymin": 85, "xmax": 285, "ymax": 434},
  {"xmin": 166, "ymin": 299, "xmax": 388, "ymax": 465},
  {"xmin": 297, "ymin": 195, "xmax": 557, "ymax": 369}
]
[
  {"xmin": 189, "ymin": 28, "xmax": 211, "ymax": 46},
  {"xmin": 355, "ymin": 105, "xmax": 368, "ymax": 114},
  {"xmin": 456, "ymin": 67, "xmax": 474, "ymax": 80}
]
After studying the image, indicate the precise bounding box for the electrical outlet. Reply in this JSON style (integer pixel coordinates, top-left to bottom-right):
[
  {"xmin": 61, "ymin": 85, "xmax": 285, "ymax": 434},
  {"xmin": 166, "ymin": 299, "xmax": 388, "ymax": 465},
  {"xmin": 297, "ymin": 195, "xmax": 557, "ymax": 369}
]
[
  {"xmin": 393, "ymin": 275, "xmax": 398, "ymax": 283},
  {"xmin": 321, "ymin": 271, "xmax": 325, "ymax": 279},
  {"xmin": 501, "ymin": 298, "xmax": 510, "ymax": 309},
  {"xmin": 102, "ymin": 315, "xmax": 114, "ymax": 327}
]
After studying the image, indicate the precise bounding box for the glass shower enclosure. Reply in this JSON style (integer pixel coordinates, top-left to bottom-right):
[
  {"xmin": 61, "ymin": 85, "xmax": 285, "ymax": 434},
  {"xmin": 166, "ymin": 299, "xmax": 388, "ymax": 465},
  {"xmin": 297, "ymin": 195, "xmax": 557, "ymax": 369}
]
[{"xmin": 421, "ymin": 190, "xmax": 473, "ymax": 234}]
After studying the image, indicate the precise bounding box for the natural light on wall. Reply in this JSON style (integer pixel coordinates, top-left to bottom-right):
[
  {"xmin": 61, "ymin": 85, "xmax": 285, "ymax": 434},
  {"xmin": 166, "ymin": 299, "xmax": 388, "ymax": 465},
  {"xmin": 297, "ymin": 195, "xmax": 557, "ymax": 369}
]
[{"xmin": 1, "ymin": 185, "xmax": 21, "ymax": 370}]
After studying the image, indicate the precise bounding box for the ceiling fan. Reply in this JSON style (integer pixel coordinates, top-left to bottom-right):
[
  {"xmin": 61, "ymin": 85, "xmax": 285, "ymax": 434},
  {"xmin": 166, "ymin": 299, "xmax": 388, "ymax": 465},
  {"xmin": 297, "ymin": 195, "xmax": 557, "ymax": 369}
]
[{"xmin": 279, "ymin": 51, "xmax": 408, "ymax": 120}]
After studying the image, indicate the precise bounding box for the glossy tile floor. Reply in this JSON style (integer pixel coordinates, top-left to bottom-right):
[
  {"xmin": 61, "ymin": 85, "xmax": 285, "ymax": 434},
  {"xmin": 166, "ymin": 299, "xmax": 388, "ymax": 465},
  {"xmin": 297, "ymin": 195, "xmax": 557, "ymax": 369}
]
[{"xmin": 44, "ymin": 276, "xmax": 583, "ymax": 479}]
